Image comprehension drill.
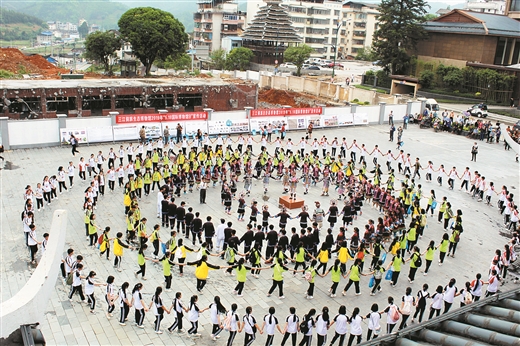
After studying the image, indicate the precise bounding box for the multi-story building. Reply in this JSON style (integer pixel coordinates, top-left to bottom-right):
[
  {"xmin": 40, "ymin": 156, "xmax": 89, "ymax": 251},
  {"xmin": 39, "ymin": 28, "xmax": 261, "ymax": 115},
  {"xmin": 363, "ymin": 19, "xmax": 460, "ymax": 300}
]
[
  {"xmin": 193, "ymin": 0, "xmax": 246, "ymax": 52},
  {"xmin": 245, "ymin": 0, "xmax": 379, "ymax": 59},
  {"xmin": 465, "ymin": 0, "xmax": 506, "ymax": 14},
  {"xmin": 341, "ymin": 1, "xmax": 379, "ymax": 58},
  {"xmin": 247, "ymin": 0, "xmax": 343, "ymax": 59},
  {"xmin": 505, "ymin": 0, "xmax": 520, "ymax": 19}
]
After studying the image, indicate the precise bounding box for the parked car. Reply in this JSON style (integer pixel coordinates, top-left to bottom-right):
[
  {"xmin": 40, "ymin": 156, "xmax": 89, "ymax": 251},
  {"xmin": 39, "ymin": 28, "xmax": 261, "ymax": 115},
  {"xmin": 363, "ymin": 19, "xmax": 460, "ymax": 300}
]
[
  {"xmin": 328, "ymin": 62, "xmax": 344, "ymax": 68},
  {"xmin": 302, "ymin": 64, "xmax": 310, "ymax": 69},
  {"xmin": 280, "ymin": 62, "xmax": 296, "ymax": 69},
  {"xmin": 467, "ymin": 103, "xmax": 488, "ymax": 118},
  {"xmin": 305, "ymin": 66, "xmax": 321, "ymax": 70}
]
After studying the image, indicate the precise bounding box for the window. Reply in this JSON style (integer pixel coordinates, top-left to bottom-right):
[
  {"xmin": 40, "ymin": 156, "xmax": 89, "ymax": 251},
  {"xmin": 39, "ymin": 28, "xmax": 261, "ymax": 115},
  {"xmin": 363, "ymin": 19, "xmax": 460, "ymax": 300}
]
[
  {"xmin": 223, "ymin": 14, "xmax": 238, "ymax": 21},
  {"xmin": 177, "ymin": 94, "xmax": 202, "ymax": 112},
  {"xmin": 334, "ymin": 10, "xmax": 340, "ymax": 16},
  {"xmin": 291, "ymin": 17, "xmax": 306, "ymax": 23},
  {"xmin": 46, "ymin": 96, "xmax": 75, "ymax": 113},
  {"xmin": 81, "ymin": 96, "xmax": 111, "ymax": 116}
]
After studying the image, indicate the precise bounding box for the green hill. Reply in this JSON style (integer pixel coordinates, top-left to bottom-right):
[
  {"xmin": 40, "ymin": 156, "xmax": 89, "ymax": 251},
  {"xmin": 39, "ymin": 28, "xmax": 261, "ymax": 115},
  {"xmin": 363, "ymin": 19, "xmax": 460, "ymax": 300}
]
[
  {"xmin": 4, "ymin": 0, "xmax": 129, "ymax": 30},
  {"xmin": 0, "ymin": 8, "xmax": 48, "ymax": 41}
]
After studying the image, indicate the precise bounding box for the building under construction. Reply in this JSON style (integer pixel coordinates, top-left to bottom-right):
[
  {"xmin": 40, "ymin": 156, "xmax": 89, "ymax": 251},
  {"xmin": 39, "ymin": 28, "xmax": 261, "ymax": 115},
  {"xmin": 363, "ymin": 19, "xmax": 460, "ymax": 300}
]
[{"xmin": 0, "ymin": 78, "xmax": 258, "ymax": 119}]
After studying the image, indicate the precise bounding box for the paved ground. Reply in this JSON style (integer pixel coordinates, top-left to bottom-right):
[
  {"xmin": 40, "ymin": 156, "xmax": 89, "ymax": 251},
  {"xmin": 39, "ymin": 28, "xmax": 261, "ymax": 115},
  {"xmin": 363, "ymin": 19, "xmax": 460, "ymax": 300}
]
[{"xmin": 1, "ymin": 123, "xmax": 518, "ymax": 346}]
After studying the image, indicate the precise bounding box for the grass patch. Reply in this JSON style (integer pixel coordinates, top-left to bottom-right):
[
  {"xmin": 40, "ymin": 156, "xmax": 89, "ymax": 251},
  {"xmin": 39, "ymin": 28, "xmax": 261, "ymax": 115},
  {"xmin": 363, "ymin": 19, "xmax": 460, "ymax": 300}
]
[
  {"xmin": 355, "ymin": 84, "xmax": 387, "ymax": 94},
  {"xmin": 0, "ymin": 69, "xmax": 15, "ymax": 79}
]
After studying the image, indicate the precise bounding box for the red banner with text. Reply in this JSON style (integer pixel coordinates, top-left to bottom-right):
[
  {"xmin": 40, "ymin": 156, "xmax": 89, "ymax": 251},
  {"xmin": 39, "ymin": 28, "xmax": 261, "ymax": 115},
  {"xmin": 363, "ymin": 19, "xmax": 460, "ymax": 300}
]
[
  {"xmin": 115, "ymin": 112, "xmax": 208, "ymax": 124},
  {"xmin": 250, "ymin": 107, "xmax": 322, "ymax": 117}
]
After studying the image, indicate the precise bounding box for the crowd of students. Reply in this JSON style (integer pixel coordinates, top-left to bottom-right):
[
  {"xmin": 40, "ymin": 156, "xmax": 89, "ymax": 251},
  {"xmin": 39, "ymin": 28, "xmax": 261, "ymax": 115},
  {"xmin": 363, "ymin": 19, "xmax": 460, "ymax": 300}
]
[{"xmin": 19, "ymin": 126, "xmax": 519, "ymax": 345}]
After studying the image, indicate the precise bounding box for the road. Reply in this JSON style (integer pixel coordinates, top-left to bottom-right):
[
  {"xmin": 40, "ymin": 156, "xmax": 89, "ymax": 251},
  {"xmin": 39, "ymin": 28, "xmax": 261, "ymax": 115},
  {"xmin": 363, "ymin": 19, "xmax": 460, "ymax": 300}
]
[{"xmin": 439, "ymin": 103, "xmax": 519, "ymax": 126}]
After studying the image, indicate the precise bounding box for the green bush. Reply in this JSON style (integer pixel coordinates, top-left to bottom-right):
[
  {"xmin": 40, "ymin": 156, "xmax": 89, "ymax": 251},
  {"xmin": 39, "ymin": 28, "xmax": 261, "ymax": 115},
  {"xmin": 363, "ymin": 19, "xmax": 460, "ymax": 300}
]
[
  {"xmin": 353, "ymin": 98, "xmax": 359, "ymax": 102},
  {"xmin": 364, "ymin": 101, "xmax": 370, "ymax": 105},
  {"xmin": 419, "ymin": 70, "xmax": 435, "ymax": 88},
  {"xmin": 0, "ymin": 69, "xmax": 14, "ymax": 79},
  {"xmin": 443, "ymin": 68, "xmax": 463, "ymax": 88}
]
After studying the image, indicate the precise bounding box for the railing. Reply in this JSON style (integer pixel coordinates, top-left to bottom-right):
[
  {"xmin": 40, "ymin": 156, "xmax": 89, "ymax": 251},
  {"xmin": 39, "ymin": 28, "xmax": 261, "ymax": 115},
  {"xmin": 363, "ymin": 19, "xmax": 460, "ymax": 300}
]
[{"xmin": 358, "ymin": 288, "xmax": 520, "ymax": 345}]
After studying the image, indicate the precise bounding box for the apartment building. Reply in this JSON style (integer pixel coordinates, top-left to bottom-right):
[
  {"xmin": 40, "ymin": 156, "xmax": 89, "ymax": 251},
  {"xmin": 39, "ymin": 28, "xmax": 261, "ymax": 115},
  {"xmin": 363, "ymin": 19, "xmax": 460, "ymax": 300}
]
[
  {"xmin": 193, "ymin": 0, "xmax": 246, "ymax": 52},
  {"xmin": 341, "ymin": 1, "xmax": 379, "ymax": 58},
  {"xmin": 465, "ymin": 0, "xmax": 506, "ymax": 14},
  {"xmin": 245, "ymin": 0, "xmax": 379, "ymax": 59}
]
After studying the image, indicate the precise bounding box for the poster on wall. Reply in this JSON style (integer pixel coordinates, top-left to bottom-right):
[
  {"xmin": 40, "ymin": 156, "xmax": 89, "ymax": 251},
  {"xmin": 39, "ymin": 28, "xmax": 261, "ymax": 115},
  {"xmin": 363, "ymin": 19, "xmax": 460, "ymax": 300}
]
[
  {"xmin": 61, "ymin": 128, "xmax": 87, "ymax": 145},
  {"xmin": 337, "ymin": 113, "xmax": 354, "ymax": 126},
  {"xmin": 227, "ymin": 119, "xmax": 249, "ymax": 134},
  {"xmin": 306, "ymin": 115, "xmax": 322, "ymax": 128},
  {"xmin": 87, "ymin": 126, "xmax": 113, "ymax": 143},
  {"xmin": 113, "ymin": 125, "xmax": 138, "ymax": 141},
  {"xmin": 249, "ymin": 118, "xmax": 286, "ymax": 134},
  {"xmin": 208, "ymin": 119, "xmax": 250, "ymax": 135},
  {"xmin": 208, "ymin": 120, "xmax": 230, "ymax": 135},
  {"xmin": 286, "ymin": 117, "xmax": 306, "ymax": 131},
  {"xmin": 353, "ymin": 113, "xmax": 369, "ymax": 125},
  {"xmin": 143, "ymin": 124, "xmax": 162, "ymax": 139},
  {"xmin": 184, "ymin": 121, "xmax": 207, "ymax": 138},
  {"xmin": 321, "ymin": 115, "xmax": 338, "ymax": 127}
]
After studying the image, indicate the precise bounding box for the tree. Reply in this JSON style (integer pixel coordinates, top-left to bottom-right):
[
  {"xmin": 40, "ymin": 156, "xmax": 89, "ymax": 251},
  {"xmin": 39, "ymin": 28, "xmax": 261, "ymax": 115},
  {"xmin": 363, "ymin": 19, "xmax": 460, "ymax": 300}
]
[
  {"xmin": 118, "ymin": 7, "xmax": 189, "ymax": 75},
  {"xmin": 84, "ymin": 31, "xmax": 121, "ymax": 74},
  {"xmin": 283, "ymin": 44, "xmax": 313, "ymax": 76},
  {"xmin": 225, "ymin": 47, "xmax": 253, "ymax": 71},
  {"xmin": 78, "ymin": 21, "xmax": 89, "ymax": 39},
  {"xmin": 419, "ymin": 70, "xmax": 435, "ymax": 88},
  {"xmin": 424, "ymin": 14, "xmax": 437, "ymax": 21},
  {"xmin": 373, "ymin": 0, "xmax": 429, "ymax": 75},
  {"xmin": 210, "ymin": 48, "xmax": 227, "ymax": 70},
  {"xmin": 443, "ymin": 69, "xmax": 463, "ymax": 88},
  {"xmin": 163, "ymin": 53, "xmax": 192, "ymax": 70},
  {"xmin": 355, "ymin": 46, "xmax": 377, "ymax": 61}
]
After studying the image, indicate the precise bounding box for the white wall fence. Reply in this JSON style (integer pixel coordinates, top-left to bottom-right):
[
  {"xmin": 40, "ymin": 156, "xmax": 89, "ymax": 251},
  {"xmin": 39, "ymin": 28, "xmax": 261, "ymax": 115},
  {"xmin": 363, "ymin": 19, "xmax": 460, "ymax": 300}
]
[{"xmin": 0, "ymin": 101, "xmax": 422, "ymax": 150}]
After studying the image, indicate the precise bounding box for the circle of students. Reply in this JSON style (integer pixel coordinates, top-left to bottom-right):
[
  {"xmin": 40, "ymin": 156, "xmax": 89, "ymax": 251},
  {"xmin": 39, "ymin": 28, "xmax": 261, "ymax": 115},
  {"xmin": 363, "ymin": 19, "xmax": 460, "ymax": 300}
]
[{"xmin": 20, "ymin": 127, "xmax": 519, "ymax": 346}]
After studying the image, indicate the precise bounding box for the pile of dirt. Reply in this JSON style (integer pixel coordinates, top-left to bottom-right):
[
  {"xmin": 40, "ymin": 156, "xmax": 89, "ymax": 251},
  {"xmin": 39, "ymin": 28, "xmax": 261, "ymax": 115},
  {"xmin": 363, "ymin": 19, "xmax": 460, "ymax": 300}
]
[
  {"xmin": 258, "ymin": 87, "xmax": 324, "ymax": 108},
  {"xmin": 0, "ymin": 48, "xmax": 67, "ymax": 78}
]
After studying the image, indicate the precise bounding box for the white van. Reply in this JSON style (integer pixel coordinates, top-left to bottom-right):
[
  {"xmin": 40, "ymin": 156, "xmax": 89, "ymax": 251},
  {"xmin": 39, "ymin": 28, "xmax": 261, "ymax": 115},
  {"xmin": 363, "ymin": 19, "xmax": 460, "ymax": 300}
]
[{"xmin": 418, "ymin": 98, "xmax": 440, "ymax": 112}]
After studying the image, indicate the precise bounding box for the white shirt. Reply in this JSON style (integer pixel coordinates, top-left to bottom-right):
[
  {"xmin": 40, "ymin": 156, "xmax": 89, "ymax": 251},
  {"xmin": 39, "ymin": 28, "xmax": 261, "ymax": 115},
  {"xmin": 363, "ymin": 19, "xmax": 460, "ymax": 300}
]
[
  {"xmin": 133, "ymin": 291, "xmax": 144, "ymax": 309},
  {"xmin": 285, "ymin": 314, "xmax": 299, "ymax": 334},
  {"xmin": 333, "ymin": 314, "xmax": 348, "ymax": 334},
  {"xmin": 315, "ymin": 314, "xmax": 329, "ymax": 336},
  {"xmin": 487, "ymin": 274, "xmax": 499, "ymax": 293},
  {"xmin": 385, "ymin": 304, "xmax": 399, "ymax": 324},
  {"xmin": 243, "ymin": 314, "xmax": 256, "ymax": 334},
  {"xmin": 216, "ymin": 223, "xmax": 226, "ymax": 241},
  {"xmin": 263, "ymin": 314, "xmax": 278, "ymax": 335},
  {"xmin": 85, "ymin": 278, "xmax": 95, "ymax": 295},
  {"xmin": 107, "ymin": 170, "xmax": 116, "ymax": 181},
  {"xmin": 188, "ymin": 303, "xmax": 200, "ymax": 322},
  {"xmin": 72, "ymin": 269, "xmax": 82, "ymax": 287},
  {"xmin": 431, "ymin": 292, "xmax": 443, "ymax": 309},
  {"xmin": 28, "ymin": 230, "xmax": 37, "ymax": 246},
  {"xmin": 119, "ymin": 288, "xmax": 129, "ymax": 305},
  {"xmin": 227, "ymin": 311, "xmax": 239, "ymax": 331},
  {"xmin": 366, "ymin": 312, "xmax": 380, "ymax": 331},
  {"xmin": 210, "ymin": 303, "xmax": 220, "ymax": 324},
  {"xmin": 443, "ymin": 285, "xmax": 457, "ymax": 303},
  {"xmin": 349, "ymin": 315, "xmax": 363, "ymax": 335}
]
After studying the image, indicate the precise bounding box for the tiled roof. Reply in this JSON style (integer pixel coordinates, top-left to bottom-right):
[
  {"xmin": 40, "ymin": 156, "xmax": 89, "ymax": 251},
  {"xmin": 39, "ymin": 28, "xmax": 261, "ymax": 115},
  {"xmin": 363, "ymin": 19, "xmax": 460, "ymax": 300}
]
[
  {"xmin": 423, "ymin": 10, "xmax": 520, "ymax": 38},
  {"xmin": 241, "ymin": 0, "xmax": 302, "ymax": 42}
]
